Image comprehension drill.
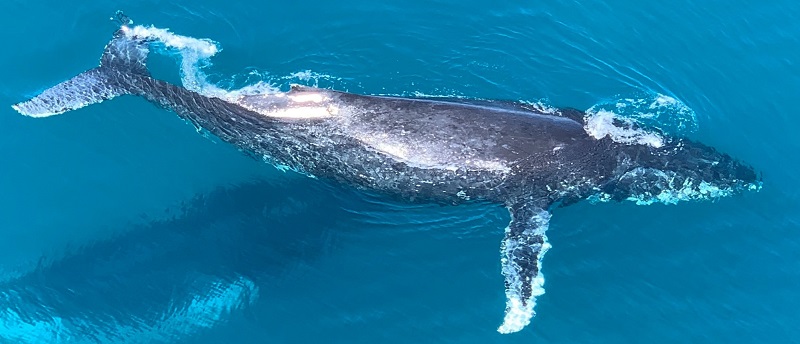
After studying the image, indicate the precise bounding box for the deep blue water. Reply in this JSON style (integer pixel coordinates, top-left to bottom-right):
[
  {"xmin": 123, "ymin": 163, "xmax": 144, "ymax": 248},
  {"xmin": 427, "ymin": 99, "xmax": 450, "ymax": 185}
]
[{"xmin": 1, "ymin": 1, "xmax": 799, "ymax": 343}]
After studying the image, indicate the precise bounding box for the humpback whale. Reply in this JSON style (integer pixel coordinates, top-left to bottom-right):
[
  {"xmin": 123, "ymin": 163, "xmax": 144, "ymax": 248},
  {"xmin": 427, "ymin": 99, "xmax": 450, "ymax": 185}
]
[{"xmin": 12, "ymin": 17, "xmax": 760, "ymax": 334}]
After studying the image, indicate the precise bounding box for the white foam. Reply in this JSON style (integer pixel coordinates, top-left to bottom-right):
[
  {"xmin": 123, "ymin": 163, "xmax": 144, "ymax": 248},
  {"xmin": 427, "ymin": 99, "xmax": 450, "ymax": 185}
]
[
  {"xmin": 592, "ymin": 92, "xmax": 698, "ymax": 137},
  {"xmin": 284, "ymin": 70, "xmax": 343, "ymax": 87},
  {"xmin": 123, "ymin": 26, "xmax": 483, "ymax": 117},
  {"xmin": 123, "ymin": 24, "xmax": 281, "ymax": 102},
  {"xmin": 519, "ymin": 99, "xmax": 559, "ymax": 115},
  {"xmin": 289, "ymin": 70, "xmax": 315, "ymax": 81},
  {"xmin": 498, "ymin": 274, "xmax": 546, "ymax": 334},
  {"xmin": 122, "ymin": 24, "xmax": 225, "ymax": 98},
  {"xmin": 650, "ymin": 94, "xmax": 678, "ymax": 108},
  {"xmin": 121, "ymin": 25, "xmax": 219, "ymax": 57},
  {"xmin": 585, "ymin": 109, "xmax": 664, "ymax": 148},
  {"xmin": 223, "ymin": 81, "xmax": 280, "ymax": 99}
]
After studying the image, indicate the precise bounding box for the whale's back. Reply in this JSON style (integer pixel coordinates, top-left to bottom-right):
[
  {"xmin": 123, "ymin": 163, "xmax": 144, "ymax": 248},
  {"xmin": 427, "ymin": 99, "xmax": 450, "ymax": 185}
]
[{"xmin": 326, "ymin": 90, "xmax": 594, "ymax": 173}]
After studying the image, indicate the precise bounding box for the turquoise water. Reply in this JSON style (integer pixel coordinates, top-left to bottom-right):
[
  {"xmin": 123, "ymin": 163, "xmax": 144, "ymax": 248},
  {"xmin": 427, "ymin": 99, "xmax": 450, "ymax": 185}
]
[{"xmin": 1, "ymin": 0, "xmax": 798, "ymax": 343}]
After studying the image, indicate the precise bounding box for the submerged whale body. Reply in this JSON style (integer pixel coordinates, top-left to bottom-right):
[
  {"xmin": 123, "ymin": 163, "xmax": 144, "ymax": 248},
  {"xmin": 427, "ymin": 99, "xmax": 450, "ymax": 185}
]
[{"xmin": 12, "ymin": 20, "xmax": 760, "ymax": 334}]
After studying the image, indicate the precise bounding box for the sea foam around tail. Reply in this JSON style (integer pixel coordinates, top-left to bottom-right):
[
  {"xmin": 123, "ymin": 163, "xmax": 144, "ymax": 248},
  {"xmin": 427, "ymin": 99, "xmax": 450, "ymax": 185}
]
[{"xmin": 122, "ymin": 25, "xmax": 279, "ymax": 101}]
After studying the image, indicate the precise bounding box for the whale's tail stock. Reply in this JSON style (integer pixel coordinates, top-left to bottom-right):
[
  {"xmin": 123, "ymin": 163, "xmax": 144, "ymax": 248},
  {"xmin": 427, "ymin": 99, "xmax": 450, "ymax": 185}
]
[{"xmin": 12, "ymin": 12, "xmax": 153, "ymax": 117}]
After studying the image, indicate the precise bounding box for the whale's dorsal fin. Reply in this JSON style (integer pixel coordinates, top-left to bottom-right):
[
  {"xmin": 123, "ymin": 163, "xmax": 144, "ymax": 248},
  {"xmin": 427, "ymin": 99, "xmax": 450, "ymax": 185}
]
[{"xmin": 497, "ymin": 202, "xmax": 552, "ymax": 334}]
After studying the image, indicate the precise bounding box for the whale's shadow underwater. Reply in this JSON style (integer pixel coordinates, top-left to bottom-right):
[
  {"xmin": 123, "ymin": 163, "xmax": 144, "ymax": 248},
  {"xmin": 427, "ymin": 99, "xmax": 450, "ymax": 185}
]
[
  {"xmin": 12, "ymin": 15, "xmax": 760, "ymax": 333},
  {"xmin": 0, "ymin": 178, "xmax": 357, "ymax": 342}
]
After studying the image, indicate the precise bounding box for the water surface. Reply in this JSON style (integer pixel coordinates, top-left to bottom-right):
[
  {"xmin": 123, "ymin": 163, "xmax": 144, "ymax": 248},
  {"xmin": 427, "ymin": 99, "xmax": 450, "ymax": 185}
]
[{"xmin": 1, "ymin": 0, "xmax": 798, "ymax": 342}]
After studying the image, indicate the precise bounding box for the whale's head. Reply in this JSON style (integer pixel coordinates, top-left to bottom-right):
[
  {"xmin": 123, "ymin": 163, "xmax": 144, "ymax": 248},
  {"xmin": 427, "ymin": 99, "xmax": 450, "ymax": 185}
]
[{"xmin": 597, "ymin": 140, "xmax": 761, "ymax": 205}]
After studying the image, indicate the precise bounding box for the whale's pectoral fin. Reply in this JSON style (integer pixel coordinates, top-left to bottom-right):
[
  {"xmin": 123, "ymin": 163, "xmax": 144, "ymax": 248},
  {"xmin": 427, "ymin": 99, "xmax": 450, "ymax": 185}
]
[{"xmin": 497, "ymin": 202, "xmax": 552, "ymax": 334}]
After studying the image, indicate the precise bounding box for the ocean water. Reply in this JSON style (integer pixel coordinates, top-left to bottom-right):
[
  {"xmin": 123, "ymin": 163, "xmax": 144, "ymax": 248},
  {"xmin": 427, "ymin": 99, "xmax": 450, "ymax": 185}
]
[{"xmin": 1, "ymin": 0, "xmax": 798, "ymax": 343}]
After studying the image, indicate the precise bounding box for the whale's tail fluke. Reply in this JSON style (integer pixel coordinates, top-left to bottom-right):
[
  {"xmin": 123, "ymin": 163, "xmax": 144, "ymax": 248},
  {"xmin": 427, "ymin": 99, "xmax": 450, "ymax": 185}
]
[{"xmin": 12, "ymin": 24, "xmax": 151, "ymax": 118}]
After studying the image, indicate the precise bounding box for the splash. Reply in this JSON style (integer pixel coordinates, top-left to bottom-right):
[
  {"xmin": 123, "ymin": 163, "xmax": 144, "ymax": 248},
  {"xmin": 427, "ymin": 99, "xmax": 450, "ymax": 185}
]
[
  {"xmin": 584, "ymin": 92, "xmax": 698, "ymax": 148},
  {"xmin": 584, "ymin": 109, "xmax": 665, "ymax": 148},
  {"xmin": 123, "ymin": 25, "xmax": 280, "ymax": 101},
  {"xmin": 498, "ymin": 274, "xmax": 546, "ymax": 334},
  {"xmin": 519, "ymin": 99, "xmax": 559, "ymax": 115},
  {"xmin": 122, "ymin": 25, "xmax": 350, "ymax": 101},
  {"xmin": 120, "ymin": 25, "xmax": 219, "ymax": 57},
  {"xmin": 283, "ymin": 70, "xmax": 343, "ymax": 88}
]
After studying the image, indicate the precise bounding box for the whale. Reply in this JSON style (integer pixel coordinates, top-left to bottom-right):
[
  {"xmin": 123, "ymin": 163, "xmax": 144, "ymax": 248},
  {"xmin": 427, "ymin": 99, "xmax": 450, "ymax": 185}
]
[{"xmin": 12, "ymin": 18, "xmax": 760, "ymax": 334}]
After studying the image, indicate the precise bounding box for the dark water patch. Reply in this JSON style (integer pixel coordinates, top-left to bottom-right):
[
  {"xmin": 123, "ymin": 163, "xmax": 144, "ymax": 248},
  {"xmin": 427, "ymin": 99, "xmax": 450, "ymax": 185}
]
[{"xmin": 0, "ymin": 177, "xmax": 347, "ymax": 343}]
